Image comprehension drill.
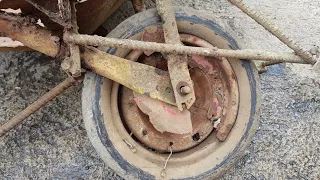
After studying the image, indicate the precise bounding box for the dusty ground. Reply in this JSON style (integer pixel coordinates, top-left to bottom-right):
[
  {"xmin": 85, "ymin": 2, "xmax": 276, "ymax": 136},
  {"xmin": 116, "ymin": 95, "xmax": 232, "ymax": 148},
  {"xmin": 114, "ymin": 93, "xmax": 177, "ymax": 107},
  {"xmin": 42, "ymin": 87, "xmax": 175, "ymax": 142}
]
[{"xmin": 1, "ymin": 0, "xmax": 319, "ymax": 179}]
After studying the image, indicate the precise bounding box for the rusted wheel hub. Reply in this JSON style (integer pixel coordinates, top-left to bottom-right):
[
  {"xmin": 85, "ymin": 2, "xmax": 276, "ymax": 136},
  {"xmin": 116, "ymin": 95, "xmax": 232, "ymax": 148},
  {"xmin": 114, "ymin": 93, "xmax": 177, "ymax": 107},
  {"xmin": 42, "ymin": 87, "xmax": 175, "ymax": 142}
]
[{"xmin": 120, "ymin": 34, "xmax": 239, "ymax": 152}]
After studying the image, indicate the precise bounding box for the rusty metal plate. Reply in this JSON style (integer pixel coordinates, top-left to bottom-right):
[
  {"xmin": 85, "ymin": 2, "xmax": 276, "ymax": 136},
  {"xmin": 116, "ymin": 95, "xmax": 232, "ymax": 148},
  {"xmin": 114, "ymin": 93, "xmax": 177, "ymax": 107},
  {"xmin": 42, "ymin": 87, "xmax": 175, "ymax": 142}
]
[
  {"xmin": 156, "ymin": 2, "xmax": 196, "ymax": 111},
  {"xmin": 120, "ymin": 50, "xmax": 236, "ymax": 152}
]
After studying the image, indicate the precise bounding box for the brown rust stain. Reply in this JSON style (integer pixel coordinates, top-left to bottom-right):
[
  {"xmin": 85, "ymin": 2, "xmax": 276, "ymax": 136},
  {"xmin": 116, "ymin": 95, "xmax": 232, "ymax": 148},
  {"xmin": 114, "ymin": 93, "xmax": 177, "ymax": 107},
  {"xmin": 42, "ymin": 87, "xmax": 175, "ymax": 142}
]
[
  {"xmin": 0, "ymin": 12, "xmax": 60, "ymax": 57},
  {"xmin": 139, "ymin": 26, "xmax": 239, "ymax": 143},
  {"xmin": 120, "ymin": 48, "xmax": 235, "ymax": 152},
  {"xmin": 81, "ymin": 46, "xmax": 176, "ymax": 105},
  {"xmin": 133, "ymin": 92, "xmax": 193, "ymax": 134},
  {"xmin": 0, "ymin": 0, "xmax": 123, "ymax": 34}
]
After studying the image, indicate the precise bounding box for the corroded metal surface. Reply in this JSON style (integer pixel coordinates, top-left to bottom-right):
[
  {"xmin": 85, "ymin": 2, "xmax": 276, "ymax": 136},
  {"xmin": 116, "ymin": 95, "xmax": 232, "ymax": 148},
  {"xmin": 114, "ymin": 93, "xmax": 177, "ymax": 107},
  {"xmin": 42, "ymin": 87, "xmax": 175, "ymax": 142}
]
[
  {"xmin": 128, "ymin": 50, "xmax": 191, "ymax": 135},
  {"xmin": 65, "ymin": 34, "xmax": 309, "ymax": 63},
  {"xmin": 179, "ymin": 33, "xmax": 239, "ymax": 141},
  {"xmin": 138, "ymin": 27, "xmax": 193, "ymax": 134},
  {"xmin": 120, "ymin": 51, "xmax": 238, "ymax": 151},
  {"xmin": 156, "ymin": 0, "xmax": 196, "ymax": 111},
  {"xmin": 81, "ymin": 46, "xmax": 176, "ymax": 105},
  {"xmin": 228, "ymin": 0, "xmax": 317, "ymax": 65},
  {"xmin": 130, "ymin": 27, "xmax": 192, "ymax": 135},
  {"xmin": 120, "ymin": 31, "xmax": 239, "ymax": 151},
  {"xmin": 0, "ymin": 0, "xmax": 123, "ymax": 34},
  {"xmin": 0, "ymin": 12, "xmax": 61, "ymax": 57},
  {"xmin": 63, "ymin": 1, "xmax": 82, "ymax": 77},
  {"xmin": 156, "ymin": 0, "xmax": 181, "ymax": 44},
  {"xmin": 133, "ymin": 92, "xmax": 193, "ymax": 134},
  {"xmin": 0, "ymin": 76, "xmax": 80, "ymax": 137},
  {"xmin": 140, "ymin": 26, "xmax": 164, "ymax": 55}
]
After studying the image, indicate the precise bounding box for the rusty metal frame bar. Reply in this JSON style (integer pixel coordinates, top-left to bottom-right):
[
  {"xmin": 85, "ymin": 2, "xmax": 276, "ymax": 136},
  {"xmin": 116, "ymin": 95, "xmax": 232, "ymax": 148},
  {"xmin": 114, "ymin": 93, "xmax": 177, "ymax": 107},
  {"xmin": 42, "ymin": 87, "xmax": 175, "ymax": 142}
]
[
  {"xmin": 65, "ymin": 33, "xmax": 309, "ymax": 64},
  {"xmin": 1, "ymin": 8, "xmax": 315, "ymax": 65},
  {"xmin": 1, "ymin": 1, "xmax": 317, "ymax": 66},
  {"xmin": 61, "ymin": 0, "xmax": 82, "ymax": 77},
  {"xmin": 0, "ymin": 12, "xmax": 61, "ymax": 57},
  {"xmin": 156, "ymin": 0, "xmax": 195, "ymax": 111},
  {"xmin": 82, "ymin": 46, "xmax": 176, "ymax": 105}
]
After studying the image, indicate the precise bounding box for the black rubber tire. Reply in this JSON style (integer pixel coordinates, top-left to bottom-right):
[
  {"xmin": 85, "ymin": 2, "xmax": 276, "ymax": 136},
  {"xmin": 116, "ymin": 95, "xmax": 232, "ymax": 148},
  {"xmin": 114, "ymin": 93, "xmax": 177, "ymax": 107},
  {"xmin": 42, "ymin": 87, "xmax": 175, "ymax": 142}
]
[{"xmin": 82, "ymin": 7, "xmax": 261, "ymax": 180}]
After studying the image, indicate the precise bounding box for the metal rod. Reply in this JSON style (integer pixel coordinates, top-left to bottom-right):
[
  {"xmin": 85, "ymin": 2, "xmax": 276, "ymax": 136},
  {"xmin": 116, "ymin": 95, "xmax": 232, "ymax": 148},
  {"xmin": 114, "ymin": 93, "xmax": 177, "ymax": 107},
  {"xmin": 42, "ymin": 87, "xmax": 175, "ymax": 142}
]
[
  {"xmin": 161, "ymin": 145, "xmax": 173, "ymax": 177},
  {"xmin": 0, "ymin": 76, "xmax": 78, "ymax": 137},
  {"xmin": 81, "ymin": 46, "xmax": 176, "ymax": 105},
  {"xmin": 65, "ymin": 33, "xmax": 309, "ymax": 64},
  {"xmin": 156, "ymin": 0, "xmax": 181, "ymax": 45},
  {"xmin": 227, "ymin": 0, "xmax": 316, "ymax": 65}
]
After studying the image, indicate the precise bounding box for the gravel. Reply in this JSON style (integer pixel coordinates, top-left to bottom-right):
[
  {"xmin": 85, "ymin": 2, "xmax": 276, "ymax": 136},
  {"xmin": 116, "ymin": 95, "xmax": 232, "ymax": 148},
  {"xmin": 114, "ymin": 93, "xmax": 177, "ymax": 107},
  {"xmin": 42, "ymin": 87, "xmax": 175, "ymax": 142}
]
[{"xmin": 0, "ymin": 0, "xmax": 319, "ymax": 179}]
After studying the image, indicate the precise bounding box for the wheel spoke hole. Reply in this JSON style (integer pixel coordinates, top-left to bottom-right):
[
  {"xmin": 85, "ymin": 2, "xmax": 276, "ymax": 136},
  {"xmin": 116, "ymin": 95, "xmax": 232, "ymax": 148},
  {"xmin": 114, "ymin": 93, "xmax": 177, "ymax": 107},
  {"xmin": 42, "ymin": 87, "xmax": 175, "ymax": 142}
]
[
  {"xmin": 142, "ymin": 129, "xmax": 148, "ymax": 136},
  {"xmin": 192, "ymin": 133, "xmax": 200, "ymax": 141}
]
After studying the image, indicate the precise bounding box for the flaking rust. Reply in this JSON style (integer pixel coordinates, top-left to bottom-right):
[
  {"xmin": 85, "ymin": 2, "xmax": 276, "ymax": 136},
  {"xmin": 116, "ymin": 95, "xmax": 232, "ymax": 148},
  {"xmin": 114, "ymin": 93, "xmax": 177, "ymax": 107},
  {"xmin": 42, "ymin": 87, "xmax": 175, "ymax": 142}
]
[
  {"xmin": 0, "ymin": 12, "xmax": 61, "ymax": 57},
  {"xmin": 81, "ymin": 46, "xmax": 177, "ymax": 105},
  {"xmin": 65, "ymin": 34, "xmax": 309, "ymax": 64},
  {"xmin": 131, "ymin": 28, "xmax": 194, "ymax": 135},
  {"xmin": 61, "ymin": 0, "xmax": 82, "ymax": 77},
  {"xmin": 156, "ymin": 0, "xmax": 196, "ymax": 111},
  {"xmin": 133, "ymin": 92, "xmax": 193, "ymax": 134}
]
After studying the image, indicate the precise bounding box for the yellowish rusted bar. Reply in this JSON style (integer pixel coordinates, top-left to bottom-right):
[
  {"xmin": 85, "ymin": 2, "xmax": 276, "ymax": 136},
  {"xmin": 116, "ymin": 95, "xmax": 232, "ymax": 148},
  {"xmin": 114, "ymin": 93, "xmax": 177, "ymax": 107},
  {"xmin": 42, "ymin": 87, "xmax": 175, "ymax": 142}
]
[{"xmin": 81, "ymin": 47, "xmax": 176, "ymax": 105}]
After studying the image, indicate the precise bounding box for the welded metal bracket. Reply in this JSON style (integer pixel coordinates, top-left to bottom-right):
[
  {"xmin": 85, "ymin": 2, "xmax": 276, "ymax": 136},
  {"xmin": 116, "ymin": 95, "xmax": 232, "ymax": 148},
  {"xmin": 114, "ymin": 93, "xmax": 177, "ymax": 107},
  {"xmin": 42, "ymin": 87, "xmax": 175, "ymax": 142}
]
[
  {"xmin": 60, "ymin": 0, "xmax": 82, "ymax": 77},
  {"xmin": 82, "ymin": 46, "xmax": 176, "ymax": 105},
  {"xmin": 156, "ymin": 0, "xmax": 196, "ymax": 111}
]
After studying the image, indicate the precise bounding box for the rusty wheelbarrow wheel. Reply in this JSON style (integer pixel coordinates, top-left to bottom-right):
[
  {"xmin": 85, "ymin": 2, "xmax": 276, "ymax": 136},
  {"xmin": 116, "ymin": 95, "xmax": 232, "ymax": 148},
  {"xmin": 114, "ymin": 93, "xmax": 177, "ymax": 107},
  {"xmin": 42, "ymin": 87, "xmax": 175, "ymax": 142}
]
[{"xmin": 82, "ymin": 7, "xmax": 261, "ymax": 180}]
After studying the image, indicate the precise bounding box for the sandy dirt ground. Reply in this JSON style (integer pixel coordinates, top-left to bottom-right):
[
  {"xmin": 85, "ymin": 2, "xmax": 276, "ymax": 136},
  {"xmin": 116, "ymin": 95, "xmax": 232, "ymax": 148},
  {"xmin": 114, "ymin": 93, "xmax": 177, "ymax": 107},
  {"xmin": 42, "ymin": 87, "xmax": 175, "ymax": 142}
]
[{"xmin": 1, "ymin": 0, "xmax": 319, "ymax": 179}]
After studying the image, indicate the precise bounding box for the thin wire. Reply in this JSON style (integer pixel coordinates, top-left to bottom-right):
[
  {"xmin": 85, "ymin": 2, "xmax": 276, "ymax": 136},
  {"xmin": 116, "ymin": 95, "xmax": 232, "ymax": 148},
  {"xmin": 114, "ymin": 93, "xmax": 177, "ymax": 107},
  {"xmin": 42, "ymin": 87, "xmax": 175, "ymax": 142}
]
[
  {"xmin": 163, "ymin": 146, "xmax": 173, "ymax": 170},
  {"xmin": 123, "ymin": 139, "xmax": 133, "ymax": 149}
]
